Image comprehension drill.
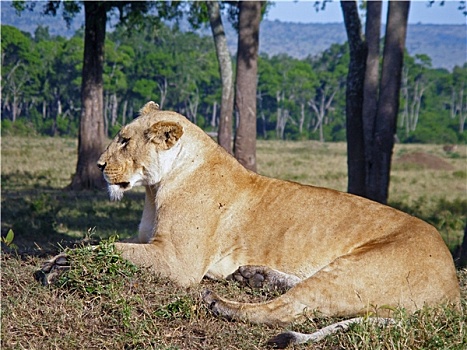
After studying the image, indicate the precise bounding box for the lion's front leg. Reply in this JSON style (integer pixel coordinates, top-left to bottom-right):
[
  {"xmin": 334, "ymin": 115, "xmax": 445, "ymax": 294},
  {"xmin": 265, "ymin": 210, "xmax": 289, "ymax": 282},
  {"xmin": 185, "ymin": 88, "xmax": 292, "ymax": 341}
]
[
  {"xmin": 33, "ymin": 242, "xmax": 155, "ymax": 286},
  {"xmin": 33, "ymin": 243, "xmax": 175, "ymax": 287},
  {"xmin": 114, "ymin": 242, "xmax": 203, "ymax": 286},
  {"xmin": 34, "ymin": 242, "xmax": 202, "ymax": 288},
  {"xmin": 113, "ymin": 242, "xmax": 166, "ymax": 270},
  {"xmin": 228, "ymin": 265, "xmax": 301, "ymax": 292}
]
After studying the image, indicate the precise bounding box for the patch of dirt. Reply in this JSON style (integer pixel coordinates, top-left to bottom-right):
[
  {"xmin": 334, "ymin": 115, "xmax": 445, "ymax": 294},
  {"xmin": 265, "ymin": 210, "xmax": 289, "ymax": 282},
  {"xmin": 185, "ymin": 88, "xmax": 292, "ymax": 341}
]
[{"xmin": 394, "ymin": 152, "xmax": 455, "ymax": 170}]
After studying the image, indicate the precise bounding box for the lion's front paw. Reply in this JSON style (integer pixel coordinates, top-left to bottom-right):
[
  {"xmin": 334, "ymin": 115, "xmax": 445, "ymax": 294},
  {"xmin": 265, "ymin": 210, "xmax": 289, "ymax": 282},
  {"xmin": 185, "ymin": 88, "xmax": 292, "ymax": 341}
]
[{"xmin": 33, "ymin": 252, "xmax": 70, "ymax": 286}]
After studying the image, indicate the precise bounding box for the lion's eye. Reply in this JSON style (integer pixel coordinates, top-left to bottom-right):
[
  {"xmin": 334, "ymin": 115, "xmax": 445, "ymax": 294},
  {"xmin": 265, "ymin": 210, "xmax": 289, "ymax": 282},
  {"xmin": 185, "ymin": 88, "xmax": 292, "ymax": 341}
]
[{"xmin": 120, "ymin": 137, "xmax": 130, "ymax": 147}]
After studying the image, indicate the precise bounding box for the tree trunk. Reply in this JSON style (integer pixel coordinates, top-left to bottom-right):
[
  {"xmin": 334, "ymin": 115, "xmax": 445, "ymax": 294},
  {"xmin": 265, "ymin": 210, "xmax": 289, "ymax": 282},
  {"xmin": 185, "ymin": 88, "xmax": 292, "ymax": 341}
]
[
  {"xmin": 104, "ymin": 91, "xmax": 109, "ymax": 136},
  {"xmin": 211, "ymin": 100, "xmax": 218, "ymax": 128},
  {"xmin": 208, "ymin": 0, "xmax": 234, "ymax": 154},
  {"xmin": 458, "ymin": 89, "xmax": 466, "ymax": 133},
  {"xmin": 257, "ymin": 90, "xmax": 267, "ymax": 139},
  {"xmin": 367, "ymin": 1, "xmax": 409, "ymax": 204},
  {"xmin": 234, "ymin": 1, "xmax": 262, "ymax": 171},
  {"xmin": 42, "ymin": 100, "xmax": 47, "ymax": 119},
  {"xmin": 458, "ymin": 222, "xmax": 467, "ymax": 267},
  {"xmin": 12, "ymin": 94, "xmax": 18, "ymax": 122},
  {"xmin": 111, "ymin": 93, "xmax": 118, "ymax": 126},
  {"xmin": 70, "ymin": 1, "xmax": 107, "ymax": 190},
  {"xmin": 122, "ymin": 99, "xmax": 128, "ymax": 126},
  {"xmin": 341, "ymin": 0, "xmax": 367, "ymax": 197},
  {"xmin": 342, "ymin": 0, "xmax": 407, "ymax": 204},
  {"xmin": 362, "ymin": 1, "xmax": 382, "ymax": 198},
  {"xmin": 157, "ymin": 77, "xmax": 168, "ymax": 109},
  {"xmin": 299, "ymin": 102, "xmax": 305, "ymax": 134},
  {"xmin": 276, "ymin": 91, "xmax": 284, "ymax": 139},
  {"xmin": 401, "ymin": 66, "xmax": 410, "ymax": 135}
]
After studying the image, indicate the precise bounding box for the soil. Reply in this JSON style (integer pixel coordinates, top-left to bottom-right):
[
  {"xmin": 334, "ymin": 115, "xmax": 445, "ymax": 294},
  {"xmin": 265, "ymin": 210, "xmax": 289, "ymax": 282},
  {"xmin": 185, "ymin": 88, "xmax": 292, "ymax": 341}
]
[{"xmin": 394, "ymin": 152, "xmax": 455, "ymax": 170}]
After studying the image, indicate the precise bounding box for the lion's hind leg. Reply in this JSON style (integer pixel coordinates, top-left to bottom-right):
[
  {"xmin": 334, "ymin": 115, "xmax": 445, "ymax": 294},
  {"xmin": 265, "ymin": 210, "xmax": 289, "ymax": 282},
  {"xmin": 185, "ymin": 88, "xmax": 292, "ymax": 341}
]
[
  {"xmin": 228, "ymin": 265, "xmax": 301, "ymax": 292},
  {"xmin": 203, "ymin": 236, "xmax": 456, "ymax": 329},
  {"xmin": 202, "ymin": 259, "xmax": 370, "ymax": 327}
]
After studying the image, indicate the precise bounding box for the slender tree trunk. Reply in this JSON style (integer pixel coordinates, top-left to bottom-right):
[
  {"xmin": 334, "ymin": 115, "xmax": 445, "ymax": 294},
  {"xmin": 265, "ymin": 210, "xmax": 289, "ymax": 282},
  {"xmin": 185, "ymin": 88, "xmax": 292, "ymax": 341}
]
[
  {"xmin": 299, "ymin": 102, "xmax": 305, "ymax": 134},
  {"xmin": 70, "ymin": 1, "xmax": 107, "ymax": 190},
  {"xmin": 122, "ymin": 99, "xmax": 128, "ymax": 126},
  {"xmin": 276, "ymin": 91, "xmax": 284, "ymax": 139},
  {"xmin": 401, "ymin": 66, "xmax": 410, "ymax": 135},
  {"xmin": 12, "ymin": 94, "xmax": 18, "ymax": 122},
  {"xmin": 208, "ymin": 0, "xmax": 234, "ymax": 154},
  {"xmin": 411, "ymin": 82, "xmax": 425, "ymax": 131},
  {"xmin": 104, "ymin": 91, "xmax": 109, "ymax": 136},
  {"xmin": 367, "ymin": 1, "xmax": 410, "ymax": 203},
  {"xmin": 458, "ymin": 89, "xmax": 466, "ymax": 133},
  {"xmin": 42, "ymin": 100, "xmax": 47, "ymax": 119},
  {"xmin": 111, "ymin": 93, "xmax": 118, "ymax": 126},
  {"xmin": 211, "ymin": 100, "xmax": 218, "ymax": 128},
  {"xmin": 341, "ymin": 0, "xmax": 367, "ymax": 197},
  {"xmin": 157, "ymin": 78, "xmax": 167, "ymax": 109},
  {"xmin": 319, "ymin": 117, "xmax": 324, "ymax": 142},
  {"xmin": 257, "ymin": 90, "xmax": 267, "ymax": 139},
  {"xmin": 234, "ymin": 1, "xmax": 262, "ymax": 171}
]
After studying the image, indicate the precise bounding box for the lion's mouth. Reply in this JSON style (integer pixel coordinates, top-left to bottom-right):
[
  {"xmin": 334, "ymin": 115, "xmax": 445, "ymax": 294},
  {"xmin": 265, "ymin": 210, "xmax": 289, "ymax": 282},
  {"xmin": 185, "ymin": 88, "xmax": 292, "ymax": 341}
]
[{"xmin": 116, "ymin": 182, "xmax": 130, "ymax": 189}]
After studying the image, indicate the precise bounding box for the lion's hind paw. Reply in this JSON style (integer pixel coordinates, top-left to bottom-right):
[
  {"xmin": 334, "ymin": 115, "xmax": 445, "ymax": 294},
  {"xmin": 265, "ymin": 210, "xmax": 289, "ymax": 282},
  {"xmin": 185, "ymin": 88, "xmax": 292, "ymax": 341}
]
[
  {"xmin": 228, "ymin": 265, "xmax": 301, "ymax": 292},
  {"xmin": 201, "ymin": 289, "xmax": 235, "ymax": 321},
  {"xmin": 228, "ymin": 265, "xmax": 268, "ymax": 288}
]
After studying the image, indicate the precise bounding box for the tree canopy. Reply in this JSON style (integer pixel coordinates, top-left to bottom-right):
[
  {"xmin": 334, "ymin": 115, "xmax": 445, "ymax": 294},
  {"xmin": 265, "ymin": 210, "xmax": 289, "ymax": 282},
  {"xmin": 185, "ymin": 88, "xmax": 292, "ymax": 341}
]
[{"xmin": 1, "ymin": 21, "xmax": 465, "ymax": 144}]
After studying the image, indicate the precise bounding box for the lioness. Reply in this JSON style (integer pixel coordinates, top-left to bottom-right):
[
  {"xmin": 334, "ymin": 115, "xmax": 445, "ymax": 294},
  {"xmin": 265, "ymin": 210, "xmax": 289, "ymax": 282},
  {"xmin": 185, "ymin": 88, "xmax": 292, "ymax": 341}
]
[{"xmin": 41, "ymin": 101, "xmax": 460, "ymax": 346}]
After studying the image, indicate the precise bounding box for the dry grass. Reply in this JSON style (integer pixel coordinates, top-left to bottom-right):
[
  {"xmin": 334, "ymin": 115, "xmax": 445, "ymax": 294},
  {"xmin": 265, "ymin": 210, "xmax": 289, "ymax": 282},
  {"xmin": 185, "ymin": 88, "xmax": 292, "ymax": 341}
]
[
  {"xmin": 1, "ymin": 136, "xmax": 77, "ymax": 189},
  {"xmin": 1, "ymin": 135, "xmax": 466, "ymax": 349},
  {"xmin": 257, "ymin": 140, "xmax": 467, "ymax": 204},
  {"xmin": 2, "ymin": 250, "xmax": 466, "ymax": 349}
]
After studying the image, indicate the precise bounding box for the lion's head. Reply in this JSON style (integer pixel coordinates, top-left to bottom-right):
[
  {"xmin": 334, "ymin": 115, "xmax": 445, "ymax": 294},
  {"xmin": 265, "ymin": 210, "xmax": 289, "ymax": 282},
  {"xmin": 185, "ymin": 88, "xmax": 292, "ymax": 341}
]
[{"xmin": 97, "ymin": 101, "xmax": 184, "ymax": 201}]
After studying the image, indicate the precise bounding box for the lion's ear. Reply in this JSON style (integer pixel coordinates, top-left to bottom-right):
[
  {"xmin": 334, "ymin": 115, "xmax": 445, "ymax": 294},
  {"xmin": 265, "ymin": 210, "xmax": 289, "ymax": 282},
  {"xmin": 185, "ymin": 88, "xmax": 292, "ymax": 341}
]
[
  {"xmin": 146, "ymin": 121, "xmax": 183, "ymax": 149},
  {"xmin": 139, "ymin": 101, "xmax": 160, "ymax": 115}
]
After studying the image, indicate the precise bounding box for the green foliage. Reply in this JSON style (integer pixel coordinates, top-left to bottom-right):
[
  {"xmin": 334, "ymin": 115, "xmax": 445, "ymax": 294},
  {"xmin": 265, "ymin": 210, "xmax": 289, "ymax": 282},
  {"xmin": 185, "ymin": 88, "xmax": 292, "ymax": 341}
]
[
  {"xmin": 1, "ymin": 118, "xmax": 37, "ymax": 136},
  {"xmin": 1, "ymin": 229, "xmax": 18, "ymax": 250},
  {"xmin": 390, "ymin": 197, "xmax": 467, "ymax": 250},
  {"xmin": 1, "ymin": 16, "xmax": 465, "ymax": 143},
  {"xmin": 56, "ymin": 236, "xmax": 139, "ymax": 298},
  {"xmin": 154, "ymin": 296, "xmax": 195, "ymax": 320}
]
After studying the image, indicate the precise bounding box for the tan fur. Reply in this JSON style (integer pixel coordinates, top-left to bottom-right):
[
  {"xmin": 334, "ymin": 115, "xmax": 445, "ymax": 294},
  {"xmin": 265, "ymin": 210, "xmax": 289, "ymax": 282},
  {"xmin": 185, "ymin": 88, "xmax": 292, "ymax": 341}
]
[{"xmin": 97, "ymin": 101, "xmax": 460, "ymax": 326}]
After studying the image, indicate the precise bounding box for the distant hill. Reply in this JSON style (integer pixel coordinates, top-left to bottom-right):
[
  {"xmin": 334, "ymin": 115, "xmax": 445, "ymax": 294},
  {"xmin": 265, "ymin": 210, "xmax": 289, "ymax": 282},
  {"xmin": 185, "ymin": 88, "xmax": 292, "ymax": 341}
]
[
  {"xmin": 1, "ymin": 1, "xmax": 465, "ymax": 70},
  {"xmin": 251, "ymin": 20, "xmax": 466, "ymax": 71}
]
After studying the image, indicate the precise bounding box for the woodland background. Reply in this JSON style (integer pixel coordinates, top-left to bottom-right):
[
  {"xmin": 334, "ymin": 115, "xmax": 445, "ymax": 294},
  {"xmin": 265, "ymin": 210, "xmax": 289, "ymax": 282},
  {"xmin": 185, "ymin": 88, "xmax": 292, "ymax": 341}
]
[{"xmin": 2, "ymin": 2, "xmax": 466, "ymax": 144}]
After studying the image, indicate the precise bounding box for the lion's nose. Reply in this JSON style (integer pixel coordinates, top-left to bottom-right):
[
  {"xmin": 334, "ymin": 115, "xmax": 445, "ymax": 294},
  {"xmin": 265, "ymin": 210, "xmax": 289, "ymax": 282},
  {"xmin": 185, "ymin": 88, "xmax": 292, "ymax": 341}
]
[{"xmin": 97, "ymin": 161, "xmax": 107, "ymax": 172}]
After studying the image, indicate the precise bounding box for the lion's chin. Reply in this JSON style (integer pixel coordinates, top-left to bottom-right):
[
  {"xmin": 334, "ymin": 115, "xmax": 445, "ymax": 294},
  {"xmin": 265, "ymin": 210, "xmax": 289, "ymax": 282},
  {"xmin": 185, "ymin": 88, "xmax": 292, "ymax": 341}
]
[{"xmin": 108, "ymin": 184, "xmax": 128, "ymax": 201}]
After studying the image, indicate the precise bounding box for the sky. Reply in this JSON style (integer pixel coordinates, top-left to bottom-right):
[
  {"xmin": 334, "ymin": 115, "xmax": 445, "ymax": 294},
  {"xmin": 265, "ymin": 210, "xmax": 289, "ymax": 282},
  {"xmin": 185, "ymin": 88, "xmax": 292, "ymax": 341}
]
[{"xmin": 266, "ymin": 0, "xmax": 467, "ymax": 25}]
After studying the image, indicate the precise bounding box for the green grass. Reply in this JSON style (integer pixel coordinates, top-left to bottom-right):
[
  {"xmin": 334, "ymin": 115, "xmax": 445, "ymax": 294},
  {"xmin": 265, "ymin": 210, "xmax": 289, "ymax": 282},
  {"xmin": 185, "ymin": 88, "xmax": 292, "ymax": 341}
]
[{"xmin": 1, "ymin": 136, "xmax": 466, "ymax": 349}]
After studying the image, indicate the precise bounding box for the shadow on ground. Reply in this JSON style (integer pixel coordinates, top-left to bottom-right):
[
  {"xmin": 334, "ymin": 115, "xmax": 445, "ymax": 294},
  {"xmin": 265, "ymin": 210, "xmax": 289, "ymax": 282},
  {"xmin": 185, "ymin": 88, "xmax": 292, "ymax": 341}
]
[{"xmin": 1, "ymin": 181, "xmax": 144, "ymax": 256}]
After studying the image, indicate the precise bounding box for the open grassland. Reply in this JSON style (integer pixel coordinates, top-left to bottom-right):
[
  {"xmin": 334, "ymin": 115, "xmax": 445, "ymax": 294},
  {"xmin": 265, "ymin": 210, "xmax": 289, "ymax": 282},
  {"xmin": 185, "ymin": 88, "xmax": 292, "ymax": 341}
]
[{"xmin": 2, "ymin": 135, "xmax": 467, "ymax": 349}]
